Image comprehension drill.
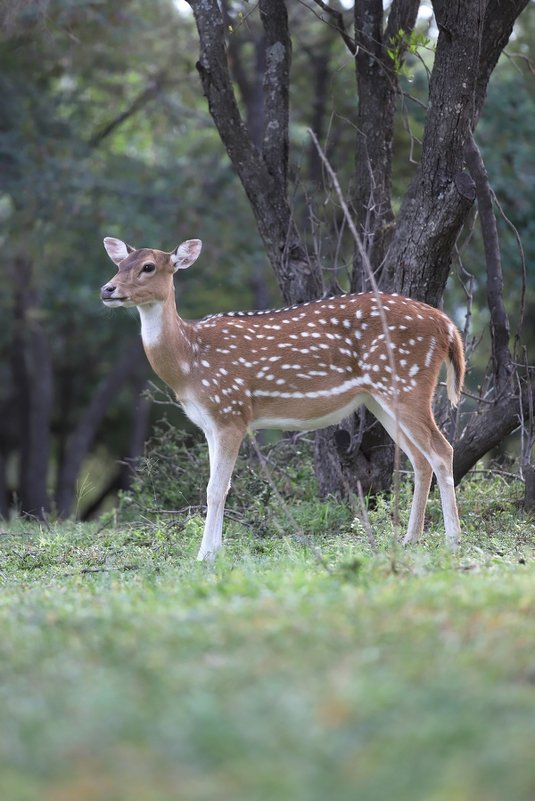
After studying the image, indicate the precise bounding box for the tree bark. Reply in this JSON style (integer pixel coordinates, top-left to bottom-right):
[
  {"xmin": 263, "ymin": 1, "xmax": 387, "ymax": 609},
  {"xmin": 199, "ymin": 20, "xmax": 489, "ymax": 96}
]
[
  {"xmin": 384, "ymin": 0, "xmax": 529, "ymax": 302},
  {"xmin": 383, "ymin": 0, "xmax": 484, "ymax": 301},
  {"xmin": 187, "ymin": 0, "xmax": 322, "ymax": 305},
  {"xmin": 464, "ymin": 133, "xmax": 513, "ymax": 396},
  {"xmin": 352, "ymin": 0, "xmax": 420, "ymax": 292}
]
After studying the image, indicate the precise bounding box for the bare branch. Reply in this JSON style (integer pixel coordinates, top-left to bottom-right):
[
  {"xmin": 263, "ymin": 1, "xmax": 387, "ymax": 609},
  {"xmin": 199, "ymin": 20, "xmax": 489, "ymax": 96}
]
[
  {"xmin": 308, "ymin": 128, "xmax": 402, "ymax": 532},
  {"xmin": 454, "ymin": 382, "xmax": 534, "ymax": 484},
  {"xmin": 88, "ymin": 68, "xmax": 171, "ymax": 149},
  {"xmin": 465, "ymin": 133, "xmax": 513, "ymax": 396},
  {"xmin": 307, "ymin": 0, "xmax": 356, "ymax": 55}
]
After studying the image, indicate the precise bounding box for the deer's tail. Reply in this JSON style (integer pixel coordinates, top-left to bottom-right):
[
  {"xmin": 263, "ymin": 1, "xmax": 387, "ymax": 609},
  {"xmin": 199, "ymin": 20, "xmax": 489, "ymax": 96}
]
[{"xmin": 446, "ymin": 325, "xmax": 465, "ymax": 407}]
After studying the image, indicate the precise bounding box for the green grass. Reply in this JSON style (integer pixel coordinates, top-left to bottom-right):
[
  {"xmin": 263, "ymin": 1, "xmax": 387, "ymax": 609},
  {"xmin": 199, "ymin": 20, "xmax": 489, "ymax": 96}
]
[{"xmin": 0, "ymin": 476, "xmax": 534, "ymax": 801}]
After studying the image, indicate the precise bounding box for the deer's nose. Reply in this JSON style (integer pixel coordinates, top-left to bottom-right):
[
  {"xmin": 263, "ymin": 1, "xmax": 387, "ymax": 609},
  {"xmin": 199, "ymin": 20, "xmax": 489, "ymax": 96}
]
[{"xmin": 101, "ymin": 283, "xmax": 116, "ymax": 297}]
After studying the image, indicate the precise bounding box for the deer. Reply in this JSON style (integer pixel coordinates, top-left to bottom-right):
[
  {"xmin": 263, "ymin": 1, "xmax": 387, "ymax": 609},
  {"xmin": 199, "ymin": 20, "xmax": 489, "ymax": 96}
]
[{"xmin": 101, "ymin": 236, "xmax": 465, "ymax": 561}]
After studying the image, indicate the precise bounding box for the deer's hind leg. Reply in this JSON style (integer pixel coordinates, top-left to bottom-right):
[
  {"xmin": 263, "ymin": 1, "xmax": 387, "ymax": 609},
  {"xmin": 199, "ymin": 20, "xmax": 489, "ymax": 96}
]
[
  {"xmin": 365, "ymin": 396, "xmax": 433, "ymax": 544},
  {"xmin": 396, "ymin": 402, "xmax": 461, "ymax": 551}
]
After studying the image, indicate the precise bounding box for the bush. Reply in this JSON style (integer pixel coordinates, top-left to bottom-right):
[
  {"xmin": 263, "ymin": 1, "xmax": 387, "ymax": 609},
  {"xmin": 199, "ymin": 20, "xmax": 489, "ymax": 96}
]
[
  {"xmin": 119, "ymin": 417, "xmax": 532, "ymax": 560},
  {"xmin": 119, "ymin": 419, "xmax": 354, "ymax": 543}
]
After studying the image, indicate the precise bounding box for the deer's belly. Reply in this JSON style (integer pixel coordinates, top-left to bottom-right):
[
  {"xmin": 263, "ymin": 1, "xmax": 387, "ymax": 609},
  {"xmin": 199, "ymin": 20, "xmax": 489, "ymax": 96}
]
[{"xmin": 250, "ymin": 391, "xmax": 368, "ymax": 432}]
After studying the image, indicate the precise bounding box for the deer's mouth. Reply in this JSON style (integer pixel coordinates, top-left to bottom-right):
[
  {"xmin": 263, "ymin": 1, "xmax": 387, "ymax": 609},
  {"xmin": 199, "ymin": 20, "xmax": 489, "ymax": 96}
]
[{"xmin": 102, "ymin": 296, "xmax": 129, "ymax": 306}]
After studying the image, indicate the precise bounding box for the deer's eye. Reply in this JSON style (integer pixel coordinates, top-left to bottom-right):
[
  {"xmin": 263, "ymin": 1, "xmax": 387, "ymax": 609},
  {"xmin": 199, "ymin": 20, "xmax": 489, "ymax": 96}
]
[{"xmin": 142, "ymin": 263, "xmax": 155, "ymax": 273}]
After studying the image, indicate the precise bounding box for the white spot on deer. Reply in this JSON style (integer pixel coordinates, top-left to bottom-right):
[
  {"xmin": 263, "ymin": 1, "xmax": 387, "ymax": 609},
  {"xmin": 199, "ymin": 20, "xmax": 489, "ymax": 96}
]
[{"xmin": 425, "ymin": 337, "xmax": 437, "ymax": 367}]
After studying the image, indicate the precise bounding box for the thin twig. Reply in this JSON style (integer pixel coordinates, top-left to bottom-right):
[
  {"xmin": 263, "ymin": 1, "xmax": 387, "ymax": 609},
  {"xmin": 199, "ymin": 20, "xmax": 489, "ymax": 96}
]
[
  {"xmin": 247, "ymin": 433, "xmax": 333, "ymax": 573},
  {"xmin": 307, "ymin": 128, "xmax": 402, "ymax": 534},
  {"xmin": 356, "ymin": 481, "xmax": 377, "ymax": 551},
  {"xmin": 304, "ymin": 0, "xmax": 356, "ymax": 55}
]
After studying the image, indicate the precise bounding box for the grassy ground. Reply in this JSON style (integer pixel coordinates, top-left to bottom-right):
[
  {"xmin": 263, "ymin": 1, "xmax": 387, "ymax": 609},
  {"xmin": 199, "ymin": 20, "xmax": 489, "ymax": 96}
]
[{"xmin": 0, "ymin": 475, "xmax": 534, "ymax": 801}]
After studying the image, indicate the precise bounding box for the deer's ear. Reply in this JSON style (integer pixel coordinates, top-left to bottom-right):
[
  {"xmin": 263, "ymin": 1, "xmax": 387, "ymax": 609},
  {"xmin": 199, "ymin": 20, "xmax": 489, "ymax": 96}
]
[
  {"xmin": 103, "ymin": 237, "xmax": 134, "ymax": 265},
  {"xmin": 171, "ymin": 239, "xmax": 202, "ymax": 271}
]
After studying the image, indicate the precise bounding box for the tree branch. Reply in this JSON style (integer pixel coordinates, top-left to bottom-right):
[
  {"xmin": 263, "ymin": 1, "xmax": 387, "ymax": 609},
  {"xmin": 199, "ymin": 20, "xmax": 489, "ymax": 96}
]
[
  {"xmin": 464, "ymin": 133, "xmax": 513, "ymax": 396},
  {"xmin": 454, "ymin": 381, "xmax": 534, "ymax": 483},
  {"xmin": 352, "ymin": 0, "xmax": 420, "ymax": 287},
  {"xmin": 187, "ymin": 0, "xmax": 322, "ymax": 304},
  {"xmin": 475, "ymin": 0, "xmax": 530, "ymax": 116},
  {"xmin": 56, "ymin": 340, "xmax": 147, "ymax": 517},
  {"xmin": 309, "ymin": 0, "xmax": 356, "ymax": 55},
  {"xmin": 87, "ymin": 67, "xmax": 172, "ymax": 149}
]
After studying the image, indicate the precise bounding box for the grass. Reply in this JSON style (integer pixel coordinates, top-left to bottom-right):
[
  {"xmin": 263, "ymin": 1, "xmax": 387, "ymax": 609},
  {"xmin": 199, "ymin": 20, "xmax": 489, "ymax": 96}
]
[{"xmin": 0, "ymin": 475, "xmax": 534, "ymax": 801}]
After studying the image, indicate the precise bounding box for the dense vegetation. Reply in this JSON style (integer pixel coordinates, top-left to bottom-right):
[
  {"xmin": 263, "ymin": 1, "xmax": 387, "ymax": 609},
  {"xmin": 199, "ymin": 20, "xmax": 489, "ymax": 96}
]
[{"xmin": 0, "ymin": 1, "xmax": 534, "ymax": 518}]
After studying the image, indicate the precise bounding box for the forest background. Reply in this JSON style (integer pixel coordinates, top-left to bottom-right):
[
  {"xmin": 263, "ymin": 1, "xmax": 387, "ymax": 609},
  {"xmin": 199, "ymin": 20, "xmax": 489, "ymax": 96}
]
[{"xmin": 0, "ymin": 0, "xmax": 534, "ymax": 521}]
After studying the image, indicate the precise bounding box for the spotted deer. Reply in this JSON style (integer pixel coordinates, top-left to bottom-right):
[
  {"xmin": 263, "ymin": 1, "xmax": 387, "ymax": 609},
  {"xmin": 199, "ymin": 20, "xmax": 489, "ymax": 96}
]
[{"xmin": 101, "ymin": 237, "xmax": 465, "ymax": 560}]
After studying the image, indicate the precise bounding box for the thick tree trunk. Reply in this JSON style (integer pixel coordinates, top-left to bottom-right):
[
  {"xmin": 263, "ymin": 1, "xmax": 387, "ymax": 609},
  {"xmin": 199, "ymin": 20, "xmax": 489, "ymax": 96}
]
[
  {"xmin": 188, "ymin": 0, "xmax": 322, "ymax": 305},
  {"xmin": 383, "ymin": 0, "xmax": 484, "ymax": 301},
  {"xmin": 352, "ymin": 0, "xmax": 419, "ymax": 292},
  {"xmin": 188, "ymin": 0, "xmax": 531, "ymax": 505},
  {"xmin": 10, "ymin": 258, "xmax": 53, "ymax": 517},
  {"xmin": 383, "ymin": 0, "xmax": 528, "ymax": 302}
]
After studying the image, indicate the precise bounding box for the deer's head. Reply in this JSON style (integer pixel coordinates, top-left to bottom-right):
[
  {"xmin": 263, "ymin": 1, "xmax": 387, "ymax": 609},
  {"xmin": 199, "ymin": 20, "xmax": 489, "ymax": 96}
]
[{"xmin": 100, "ymin": 237, "xmax": 202, "ymax": 308}]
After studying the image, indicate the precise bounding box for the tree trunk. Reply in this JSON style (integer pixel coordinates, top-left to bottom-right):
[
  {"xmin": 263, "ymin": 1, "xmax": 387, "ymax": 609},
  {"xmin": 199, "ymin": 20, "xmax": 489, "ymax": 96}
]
[
  {"xmin": 10, "ymin": 257, "xmax": 53, "ymax": 517},
  {"xmin": 188, "ymin": 0, "xmax": 322, "ymax": 305},
  {"xmin": 187, "ymin": 0, "xmax": 531, "ymax": 505},
  {"xmin": 81, "ymin": 380, "xmax": 152, "ymax": 520},
  {"xmin": 56, "ymin": 340, "xmax": 146, "ymax": 517},
  {"xmin": 0, "ymin": 452, "xmax": 8, "ymax": 519},
  {"xmin": 384, "ymin": 0, "xmax": 529, "ymax": 301},
  {"xmin": 352, "ymin": 0, "xmax": 420, "ymax": 292}
]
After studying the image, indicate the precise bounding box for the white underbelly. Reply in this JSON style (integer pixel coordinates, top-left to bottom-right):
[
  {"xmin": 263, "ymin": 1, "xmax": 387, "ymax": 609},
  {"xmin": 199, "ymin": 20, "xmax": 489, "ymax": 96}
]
[{"xmin": 250, "ymin": 393, "xmax": 368, "ymax": 432}]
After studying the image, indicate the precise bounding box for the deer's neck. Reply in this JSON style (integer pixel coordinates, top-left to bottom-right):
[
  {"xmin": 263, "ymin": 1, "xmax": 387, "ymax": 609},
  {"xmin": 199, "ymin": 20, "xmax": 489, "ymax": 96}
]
[{"xmin": 137, "ymin": 295, "xmax": 194, "ymax": 396}]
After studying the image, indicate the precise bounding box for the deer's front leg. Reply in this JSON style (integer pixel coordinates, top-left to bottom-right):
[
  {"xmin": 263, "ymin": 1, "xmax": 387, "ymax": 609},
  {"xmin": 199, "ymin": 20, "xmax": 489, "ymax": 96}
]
[{"xmin": 197, "ymin": 426, "xmax": 244, "ymax": 561}]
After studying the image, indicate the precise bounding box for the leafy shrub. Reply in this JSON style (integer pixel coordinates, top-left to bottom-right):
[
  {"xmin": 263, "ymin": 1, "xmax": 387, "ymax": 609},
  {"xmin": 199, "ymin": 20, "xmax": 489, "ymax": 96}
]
[
  {"xmin": 119, "ymin": 417, "xmax": 532, "ymax": 560},
  {"xmin": 119, "ymin": 419, "xmax": 353, "ymax": 542}
]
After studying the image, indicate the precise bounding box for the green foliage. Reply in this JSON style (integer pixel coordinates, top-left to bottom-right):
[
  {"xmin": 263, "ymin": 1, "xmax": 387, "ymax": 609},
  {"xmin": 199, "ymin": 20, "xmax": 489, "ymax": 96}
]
[
  {"xmin": 386, "ymin": 28, "xmax": 432, "ymax": 78},
  {"xmin": 0, "ymin": 475, "xmax": 534, "ymax": 800},
  {"xmin": 120, "ymin": 419, "xmax": 353, "ymax": 542},
  {"xmin": 0, "ymin": 0, "xmax": 270, "ymax": 510},
  {"xmin": 119, "ymin": 417, "xmax": 533, "ymax": 566},
  {"xmin": 1, "ymin": 0, "xmax": 533, "ymax": 516}
]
